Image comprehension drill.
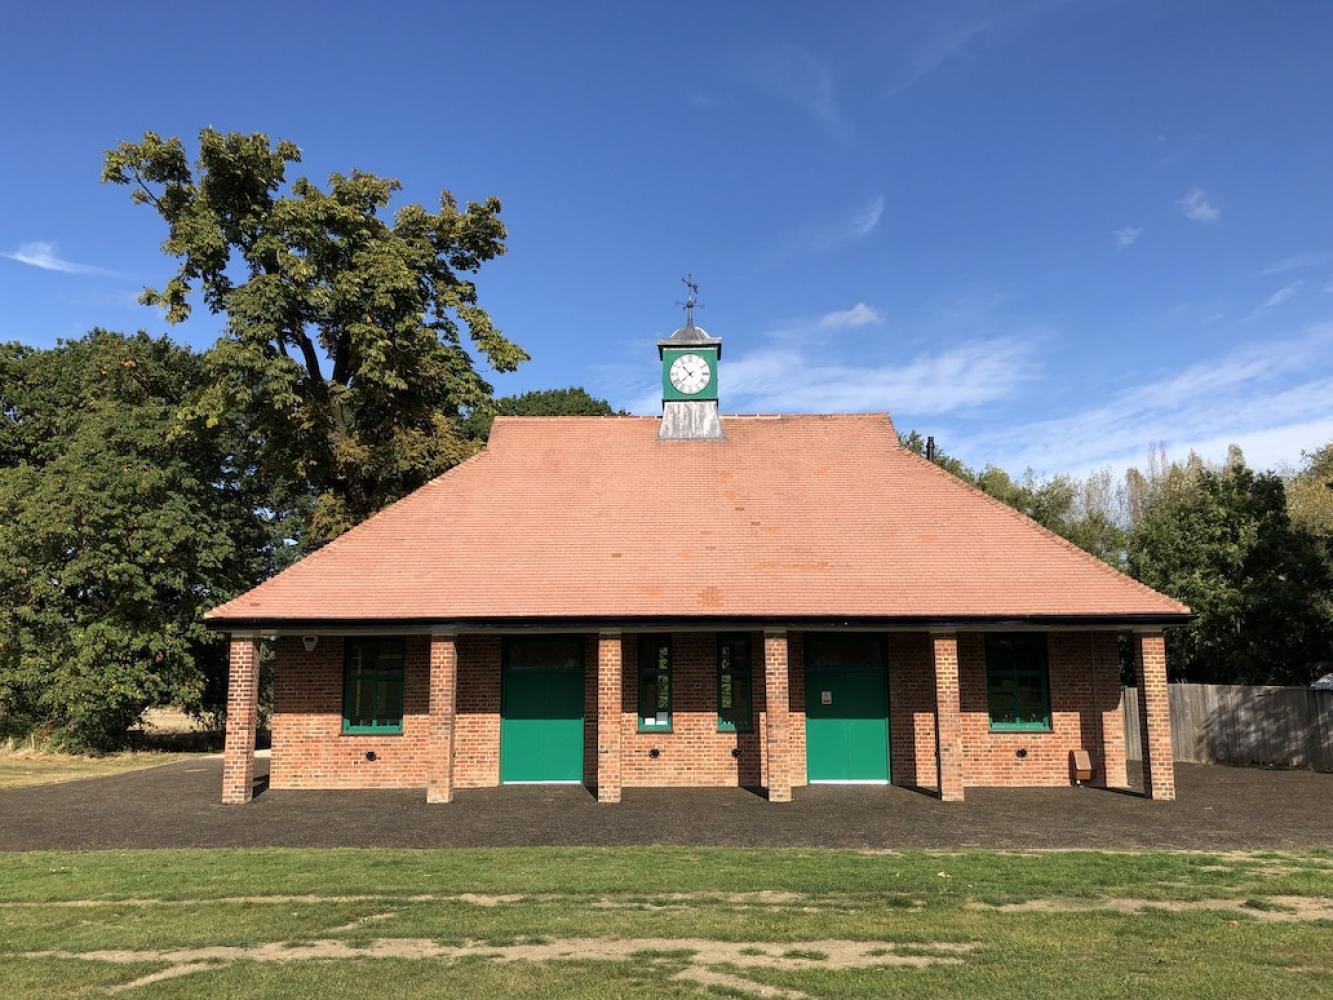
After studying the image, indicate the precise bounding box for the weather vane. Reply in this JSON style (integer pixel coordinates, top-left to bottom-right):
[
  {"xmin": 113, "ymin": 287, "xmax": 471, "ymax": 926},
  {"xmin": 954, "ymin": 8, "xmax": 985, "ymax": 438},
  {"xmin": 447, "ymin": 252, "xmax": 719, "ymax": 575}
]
[{"xmin": 678, "ymin": 273, "xmax": 702, "ymax": 325}]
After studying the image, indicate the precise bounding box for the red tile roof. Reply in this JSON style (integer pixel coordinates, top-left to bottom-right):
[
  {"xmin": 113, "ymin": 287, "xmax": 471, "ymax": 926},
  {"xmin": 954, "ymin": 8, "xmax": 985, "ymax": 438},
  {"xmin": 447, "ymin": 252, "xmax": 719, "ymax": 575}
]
[{"xmin": 206, "ymin": 414, "xmax": 1189, "ymax": 625}]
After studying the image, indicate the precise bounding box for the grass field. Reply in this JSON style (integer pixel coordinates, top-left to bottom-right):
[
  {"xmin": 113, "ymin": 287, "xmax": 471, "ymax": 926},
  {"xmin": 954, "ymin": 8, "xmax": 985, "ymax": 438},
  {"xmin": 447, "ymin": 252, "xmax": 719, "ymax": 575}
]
[
  {"xmin": 0, "ymin": 748, "xmax": 197, "ymax": 790},
  {"xmin": 1, "ymin": 847, "xmax": 1330, "ymax": 997}
]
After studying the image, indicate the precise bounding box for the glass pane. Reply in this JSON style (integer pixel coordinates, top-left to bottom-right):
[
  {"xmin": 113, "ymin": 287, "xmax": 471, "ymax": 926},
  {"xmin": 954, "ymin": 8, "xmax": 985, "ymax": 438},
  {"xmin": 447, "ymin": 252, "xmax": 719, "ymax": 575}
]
[
  {"xmin": 1015, "ymin": 682, "xmax": 1047, "ymax": 726},
  {"xmin": 720, "ymin": 672, "xmax": 733, "ymax": 710},
  {"xmin": 733, "ymin": 671, "xmax": 752, "ymax": 728},
  {"xmin": 988, "ymin": 674, "xmax": 1018, "ymax": 725},
  {"xmin": 347, "ymin": 676, "xmax": 374, "ymax": 727},
  {"xmin": 379, "ymin": 678, "xmax": 404, "ymax": 726},
  {"xmin": 655, "ymin": 670, "xmax": 670, "ymax": 710},
  {"xmin": 508, "ymin": 636, "xmax": 581, "ymax": 669},
  {"xmin": 640, "ymin": 675, "xmax": 657, "ymax": 721},
  {"xmin": 806, "ymin": 633, "xmax": 882, "ymax": 668}
]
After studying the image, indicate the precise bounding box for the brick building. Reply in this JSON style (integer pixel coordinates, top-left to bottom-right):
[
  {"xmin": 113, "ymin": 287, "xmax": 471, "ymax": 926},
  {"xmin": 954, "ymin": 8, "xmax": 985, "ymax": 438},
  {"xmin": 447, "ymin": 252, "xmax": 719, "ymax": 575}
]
[{"xmin": 209, "ymin": 316, "xmax": 1188, "ymax": 805}]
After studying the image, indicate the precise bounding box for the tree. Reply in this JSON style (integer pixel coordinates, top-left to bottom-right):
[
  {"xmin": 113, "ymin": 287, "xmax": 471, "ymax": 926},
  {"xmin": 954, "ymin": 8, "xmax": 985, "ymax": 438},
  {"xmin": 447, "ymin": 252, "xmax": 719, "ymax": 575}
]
[
  {"xmin": 0, "ymin": 332, "xmax": 268, "ymax": 749},
  {"xmin": 103, "ymin": 128, "xmax": 528, "ymax": 545},
  {"xmin": 1128, "ymin": 455, "xmax": 1333, "ymax": 685},
  {"xmin": 460, "ymin": 386, "xmax": 624, "ymax": 442},
  {"xmin": 1288, "ymin": 442, "xmax": 1333, "ymax": 542}
]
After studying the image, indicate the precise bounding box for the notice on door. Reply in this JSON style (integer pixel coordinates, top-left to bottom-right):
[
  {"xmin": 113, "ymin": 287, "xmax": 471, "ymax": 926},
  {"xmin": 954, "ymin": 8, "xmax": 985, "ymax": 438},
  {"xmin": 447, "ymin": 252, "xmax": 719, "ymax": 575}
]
[{"xmin": 821, "ymin": 691, "xmax": 832, "ymax": 705}]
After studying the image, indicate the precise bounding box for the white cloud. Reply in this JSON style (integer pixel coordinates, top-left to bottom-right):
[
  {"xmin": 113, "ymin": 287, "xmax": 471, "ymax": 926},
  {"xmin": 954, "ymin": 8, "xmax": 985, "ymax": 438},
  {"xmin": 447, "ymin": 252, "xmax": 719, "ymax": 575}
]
[
  {"xmin": 952, "ymin": 323, "xmax": 1333, "ymax": 476},
  {"xmin": 889, "ymin": 1, "xmax": 1069, "ymax": 92},
  {"xmin": 1112, "ymin": 226, "xmax": 1143, "ymax": 248},
  {"xmin": 846, "ymin": 196, "xmax": 885, "ymax": 239},
  {"xmin": 2, "ymin": 241, "xmax": 120, "ymax": 277},
  {"xmin": 722, "ymin": 337, "xmax": 1038, "ymax": 415},
  {"xmin": 747, "ymin": 43, "xmax": 850, "ymax": 139},
  {"xmin": 1251, "ymin": 281, "xmax": 1302, "ymax": 316},
  {"xmin": 1261, "ymin": 251, "xmax": 1330, "ymax": 275},
  {"xmin": 1177, "ymin": 189, "xmax": 1220, "ymax": 223},
  {"xmin": 818, "ymin": 302, "xmax": 883, "ymax": 330},
  {"xmin": 811, "ymin": 195, "xmax": 884, "ymax": 250}
]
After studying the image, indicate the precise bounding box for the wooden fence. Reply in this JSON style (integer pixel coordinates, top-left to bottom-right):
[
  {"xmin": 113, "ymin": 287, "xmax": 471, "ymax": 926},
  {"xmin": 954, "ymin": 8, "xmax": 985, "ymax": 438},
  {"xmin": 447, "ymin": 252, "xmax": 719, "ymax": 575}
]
[{"xmin": 1122, "ymin": 683, "xmax": 1333, "ymax": 772}]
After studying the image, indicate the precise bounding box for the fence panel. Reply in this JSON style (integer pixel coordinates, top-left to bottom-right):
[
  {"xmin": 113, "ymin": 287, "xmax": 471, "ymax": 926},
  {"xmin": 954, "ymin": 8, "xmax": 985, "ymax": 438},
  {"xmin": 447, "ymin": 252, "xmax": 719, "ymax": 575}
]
[{"xmin": 1121, "ymin": 683, "xmax": 1333, "ymax": 772}]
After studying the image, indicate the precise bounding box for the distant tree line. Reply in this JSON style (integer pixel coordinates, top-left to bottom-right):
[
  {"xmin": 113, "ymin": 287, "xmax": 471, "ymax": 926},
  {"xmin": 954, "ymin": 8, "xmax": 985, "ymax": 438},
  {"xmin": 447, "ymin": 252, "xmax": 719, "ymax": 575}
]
[{"xmin": 900, "ymin": 433, "xmax": 1333, "ymax": 686}]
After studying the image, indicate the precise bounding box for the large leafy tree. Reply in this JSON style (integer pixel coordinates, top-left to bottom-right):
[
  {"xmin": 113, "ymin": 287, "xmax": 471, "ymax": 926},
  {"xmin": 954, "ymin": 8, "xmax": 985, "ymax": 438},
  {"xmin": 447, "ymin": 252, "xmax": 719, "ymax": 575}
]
[
  {"xmin": 460, "ymin": 386, "xmax": 624, "ymax": 442},
  {"xmin": 1288, "ymin": 443, "xmax": 1333, "ymax": 547},
  {"xmin": 0, "ymin": 332, "xmax": 268, "ymax": 749},
  {"xmin": 103, "ymin": 129, "xmax": 528, "ymax": 544},
  {"xmin": 1128, "ymin": 456, "xmax": 1333, "ymax": 685}
]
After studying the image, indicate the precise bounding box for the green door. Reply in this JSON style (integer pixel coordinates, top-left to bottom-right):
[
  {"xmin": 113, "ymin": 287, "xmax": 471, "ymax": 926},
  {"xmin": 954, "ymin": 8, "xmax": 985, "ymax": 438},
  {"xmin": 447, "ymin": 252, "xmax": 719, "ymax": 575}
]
[
  {"xmin": 805, "ymin": 634, "xmax": 889, "ymax": 783},
  {"xmin": 500, "ymin": 636, "xmax": 584, "ymax": 783}
]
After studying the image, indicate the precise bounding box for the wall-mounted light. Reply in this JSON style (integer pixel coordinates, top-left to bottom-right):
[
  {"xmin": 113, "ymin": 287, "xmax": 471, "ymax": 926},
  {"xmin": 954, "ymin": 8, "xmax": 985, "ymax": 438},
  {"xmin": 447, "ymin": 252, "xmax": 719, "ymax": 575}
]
[
  {"xmin": 648, "ymin": 747, "xmax": 661, "ymax": 759},
  {"xmin": 302, "ymin": 635, "xmax": 319, "ymax": 652},
  {"xmin": 730, "ymin": 748, "xmax": 741, "ymax": 759}
]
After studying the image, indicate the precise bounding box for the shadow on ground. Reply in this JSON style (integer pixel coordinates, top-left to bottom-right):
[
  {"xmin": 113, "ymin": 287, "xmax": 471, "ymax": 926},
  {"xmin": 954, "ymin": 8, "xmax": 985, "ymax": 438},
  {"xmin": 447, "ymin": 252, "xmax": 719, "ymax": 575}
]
[{"xmin": 1, "ymin": 758, "xmax": 1330, "ymax": 851}]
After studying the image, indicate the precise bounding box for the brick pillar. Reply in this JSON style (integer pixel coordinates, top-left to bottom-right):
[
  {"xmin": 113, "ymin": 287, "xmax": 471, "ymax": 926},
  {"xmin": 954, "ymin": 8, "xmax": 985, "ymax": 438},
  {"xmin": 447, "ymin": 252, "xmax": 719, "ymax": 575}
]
[
  {"xmin": 764, "ymin": 630, "xmax": 792, "ymax": 803},
  {"xmin": 1134, "ymin": 631, "xmax": 1175, "ymax": 801},
  {"xmin": 426, "ymin": 633, "xmax": 459, "ymax": 804},
  {"xmin": 1093, "ymin": 632, "xmax": 1128, "ymax": 789},
  {"xmin": 931, "ymin": 632, "xmax": 964, "ymax": 803},
  {"xmin": 597, "ymin": 631, "xmax": 623, "ymax": 803},
  {"xmin": 221, "ymin": 635, "xmax": 261, "ymax": 804}
]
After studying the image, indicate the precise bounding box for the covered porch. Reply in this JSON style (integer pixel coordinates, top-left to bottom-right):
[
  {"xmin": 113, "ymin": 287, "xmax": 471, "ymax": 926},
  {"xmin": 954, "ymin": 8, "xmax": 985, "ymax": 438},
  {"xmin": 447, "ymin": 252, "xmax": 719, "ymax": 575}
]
[{"xmin": 221, "ymin": 625, "xmax": 1177, "ymax": 805}]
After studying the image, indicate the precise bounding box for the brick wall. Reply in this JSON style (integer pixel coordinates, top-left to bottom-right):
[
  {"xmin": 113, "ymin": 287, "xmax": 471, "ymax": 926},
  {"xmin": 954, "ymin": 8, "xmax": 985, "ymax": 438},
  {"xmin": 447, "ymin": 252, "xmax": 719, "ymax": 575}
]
[
  {"xmin": 887, "ymin": 632, "xmax": 937, "ymax": 789},
  {"xmin": 269, "ymin": 628, "xmax": 1131, "ymax": 793},
  {"xmin": 270, "ymin": 635, "xmax": 432, "ymax": 789},
  {"xmin": 878, "ymin": 631, "xmax": 1125, "ymax": 791},
  {"xmin": 619, "ymin": 632, "xmax": 770, "ymax": 787},
  {"xmin": 453, "ymin": 634, "xmax": 502, "ymax": 788},
  {"xmin": 786, "ymin": 633, "xmax": 807, "ymax": 787},
  {"xmin": 956, "ymin": 631, "xmax": 1124, "ymax": 788}
]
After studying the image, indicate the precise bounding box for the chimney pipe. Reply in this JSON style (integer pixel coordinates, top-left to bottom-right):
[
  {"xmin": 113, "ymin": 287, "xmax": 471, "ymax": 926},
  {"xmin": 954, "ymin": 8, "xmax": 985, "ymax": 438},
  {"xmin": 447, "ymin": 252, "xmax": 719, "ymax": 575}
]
[{"xmin": 925, "ymin": 436, "xmax": 936, "ymax": 462}]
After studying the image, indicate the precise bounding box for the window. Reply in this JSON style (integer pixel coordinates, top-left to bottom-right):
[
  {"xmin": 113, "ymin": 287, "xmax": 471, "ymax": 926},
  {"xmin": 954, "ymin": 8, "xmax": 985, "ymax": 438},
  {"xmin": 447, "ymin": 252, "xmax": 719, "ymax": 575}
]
[
  {"xmin": 985, "ymin": 633, "xmax": 1051, "ymax": 731},
  {"xmin": 343, "ymin": 638, "xmax": 406, "ymax": 734},
  {"xmin": 637, "ymin": 634, "xmax": 672, "ymax": 731},
  {"xmin": 717, "ymin": 634, "xmax": 753, "ymax": 732}
]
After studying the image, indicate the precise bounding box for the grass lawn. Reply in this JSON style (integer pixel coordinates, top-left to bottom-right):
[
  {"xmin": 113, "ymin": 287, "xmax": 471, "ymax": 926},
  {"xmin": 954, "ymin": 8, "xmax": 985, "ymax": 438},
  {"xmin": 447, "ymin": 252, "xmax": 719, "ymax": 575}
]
[
  {"xmin": 0, "ymin": 749, "xmax": 198, "ymax": 790},
  {"xmin": 0, "ymin": 847, "xmax": 1329, "ymax": 997}
]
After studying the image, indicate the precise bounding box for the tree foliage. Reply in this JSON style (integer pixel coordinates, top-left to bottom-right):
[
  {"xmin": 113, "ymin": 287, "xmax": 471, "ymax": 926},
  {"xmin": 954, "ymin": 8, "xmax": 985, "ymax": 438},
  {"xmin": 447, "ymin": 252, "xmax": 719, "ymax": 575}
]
[
  {"xmin": 103, "ymin": 128, "xmax": 527, "ymax": 544},
  {"xmin": 1129, "ymin": 457, "xmax": 1332, "ymax": 684},
  {"xmin": 0, "ymin": 332, "xmax": 268, "ymax": 749},
  {"xmin": 1288, "ymin": 443, "xmax": 1333, "ymax": 547},
  {"xmin": 460, "ymin": 386, "xmax": 623, "ymax": 442}
]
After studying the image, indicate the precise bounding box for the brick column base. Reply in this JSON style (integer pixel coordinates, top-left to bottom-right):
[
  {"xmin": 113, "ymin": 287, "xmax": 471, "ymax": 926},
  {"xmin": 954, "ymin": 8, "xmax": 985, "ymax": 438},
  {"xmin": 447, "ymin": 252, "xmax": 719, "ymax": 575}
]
[
  {"xmin": 1135, "ymin": 632, "xmax": 1175, "ymax": 801},
  {"xmin": 597, "ymin": 632, "xmax": 624, "ymax": 803},
  {"xmin": 426, "ymin": 633, "xmax": 459, "ymax": 804},
  {"xmin": 764, "ymin": 630, "xmax": 792, "ymax": 803},
  {"xmin": 221, "ymin": 635, "xmax": 261, "ymax": 804},
  {"xmin": 931, "ymin": 632, "xmax": 964, "ymax": 803}
]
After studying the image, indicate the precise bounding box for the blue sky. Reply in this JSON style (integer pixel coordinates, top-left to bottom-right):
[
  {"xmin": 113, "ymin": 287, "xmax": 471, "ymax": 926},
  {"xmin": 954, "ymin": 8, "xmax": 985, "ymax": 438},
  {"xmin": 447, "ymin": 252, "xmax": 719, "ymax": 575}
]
[{"xmin": 3, "ymin": 1, "xmax": 1333, "ymax": 477}]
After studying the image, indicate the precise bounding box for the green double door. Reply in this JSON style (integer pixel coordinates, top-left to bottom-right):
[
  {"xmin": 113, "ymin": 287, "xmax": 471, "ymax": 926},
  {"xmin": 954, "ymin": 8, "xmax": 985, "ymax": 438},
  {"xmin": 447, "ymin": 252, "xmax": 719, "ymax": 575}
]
[
  {"xmin": 500, "ymin": 636, "xmax": 584, "ymax": 783},
  {"xmin": 805, "ymin": 634, "xmax": 890, "ymax": 783}
]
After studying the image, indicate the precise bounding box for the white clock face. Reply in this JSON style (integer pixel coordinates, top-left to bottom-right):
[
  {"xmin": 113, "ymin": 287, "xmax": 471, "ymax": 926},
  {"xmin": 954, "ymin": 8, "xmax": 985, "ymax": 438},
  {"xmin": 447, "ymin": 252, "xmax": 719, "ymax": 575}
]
[{"xmin": 668, "ymin": 353, "xmax": 711, "ymax": 395}]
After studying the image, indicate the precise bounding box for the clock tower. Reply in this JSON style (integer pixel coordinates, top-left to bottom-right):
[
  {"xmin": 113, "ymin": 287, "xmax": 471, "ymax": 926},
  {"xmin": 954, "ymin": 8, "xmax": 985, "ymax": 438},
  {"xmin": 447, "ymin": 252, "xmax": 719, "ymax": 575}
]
[{"xmin": 658, "ymin": 277, "xmax": 722, "ymax": 440}]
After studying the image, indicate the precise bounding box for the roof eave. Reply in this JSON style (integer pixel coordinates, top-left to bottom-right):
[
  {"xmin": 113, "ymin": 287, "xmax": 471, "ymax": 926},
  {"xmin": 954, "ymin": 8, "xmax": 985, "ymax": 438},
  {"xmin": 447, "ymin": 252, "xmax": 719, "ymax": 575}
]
[{"xmin": 205, "ymin": 611, "xmax": 1195, "ymax": 634}]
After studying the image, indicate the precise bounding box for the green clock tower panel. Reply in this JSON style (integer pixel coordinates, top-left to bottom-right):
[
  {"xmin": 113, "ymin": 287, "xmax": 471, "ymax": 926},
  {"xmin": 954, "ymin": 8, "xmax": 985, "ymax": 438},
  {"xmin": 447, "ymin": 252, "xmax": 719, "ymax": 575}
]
[
  {"xmin": 657, "ymin": 281, "xmax": 723, "ymax": 440},
  {"xmin": 661, "ymin": 345, "xmax": 719, "ymax": 401}
]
